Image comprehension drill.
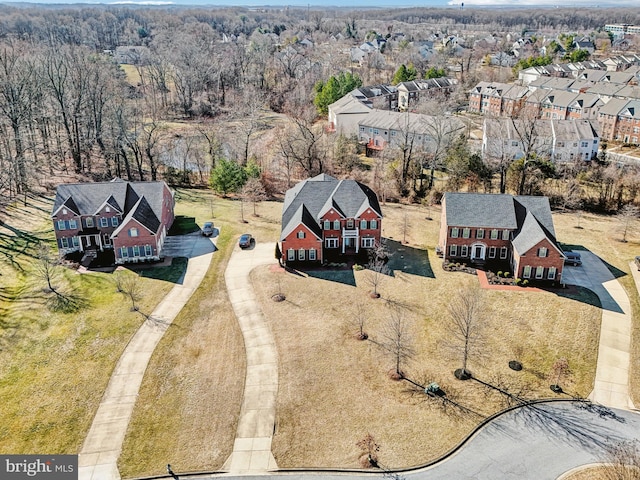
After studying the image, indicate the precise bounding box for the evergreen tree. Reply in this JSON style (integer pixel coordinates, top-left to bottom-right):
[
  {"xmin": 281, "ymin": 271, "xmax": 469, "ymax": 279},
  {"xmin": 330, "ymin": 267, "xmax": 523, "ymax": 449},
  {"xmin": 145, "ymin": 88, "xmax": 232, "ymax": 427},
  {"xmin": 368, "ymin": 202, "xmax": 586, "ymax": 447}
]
[
  {"xmin": 314, "ymin": 72, "xmax": 362, "ymax": 115},
  {"xmin": 209, "ymin": 158, "xmax": 247, "ymax": 195}
]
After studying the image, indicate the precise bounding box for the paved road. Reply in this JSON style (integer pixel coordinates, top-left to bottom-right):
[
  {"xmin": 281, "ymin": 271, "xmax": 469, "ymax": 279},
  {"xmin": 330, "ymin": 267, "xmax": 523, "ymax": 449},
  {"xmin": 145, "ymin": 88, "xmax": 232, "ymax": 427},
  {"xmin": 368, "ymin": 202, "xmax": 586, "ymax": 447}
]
[
  {"xmin": 560, "ymin": 250, "xmax": 635, "ymax": 410},
  {"xmin": 168, "ymin": 402, "xmax": 640, "ymax": 480},
  {"xmin": 79, "ymin": 231, "xmax": 218, "ymax": 480}
]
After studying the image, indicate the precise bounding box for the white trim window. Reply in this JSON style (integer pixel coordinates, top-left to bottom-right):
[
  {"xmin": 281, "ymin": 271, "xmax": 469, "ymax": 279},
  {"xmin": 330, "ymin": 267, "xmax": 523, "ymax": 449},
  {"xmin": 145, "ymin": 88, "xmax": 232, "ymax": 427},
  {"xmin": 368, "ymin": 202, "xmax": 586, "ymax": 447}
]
[
  {"xmin": 362, "ymin": 237, "xmax": 375, "ymax": 248},
  {"xmin": 86, "ymin": 217, "xmax": 94, "ymax": 228},
  {"xmin": 58, "ymin": 220, "xmax": 66, "ymax": 231},
  {"xmin": 309, "ymin": 248, "xmax": 316, "ymax": 261},
  {"xmin": 129, "ymin": 227, "xmax": 138, "ymax": 237},
  {"xmin": 523, "ymin": 265, "xmax": 531, "ymax": 278},
  {"xmin": 451, "ymin": 227, "xmax": 459, "ymax": 238},
  {"xmin": 103, "ymin": 234, "xmax": 111, "ymax": 245},
  {"xmin": 347, "ymin": 219, "xmax": 354, "ymax": 229},
  {"xmin": 111, "ymin": 217, "xmax": 119, "ymax": 227},
  {"xmin": 500, "ymin": 247, "xmax": 508, "ymax": 259},
  {"xmin": 502, "ymin": 230, "xmax": 510, "ymax": 240},
  {"xmin": 535, "ymin": 266, "xmax": 544, "ymax": 279},
  {"xmin": 462, "ymin": 228, "xmax": 471, "ymax": 239},
  {"xmin": 323, "ymin": 220, "xmax": 331, "ymax": 230},
  {"xmin": 548, "ymin": 267, "xmax": 557, "ymax": 280},
  {"xmin": 476, "ymin": 229, "xmax": 484, "ymax": 239},
  {"xmin": 360, "ymin": 219, "xmax": 368, "ymax": 229},
  {"xmin": 72, "ymin": 236, "xmax": 79, "ymax": 247},
  {"xmin": 449, "ymin": 245, "xmax": 458, "ymax": 256},
  {"xmin": 297, "ymin": 231, "xmax": 305, "ymax": 239},
  {"xmin": 489, "ymin": 246, "xmax": 496, "ymax": 258},
  {"xmin": 69, "ymin": 219, "xmax": 77, "ymax": 229},
  {"xmin": 538, "ymin": 247, "xmax": 548, "ymax": 257},
  {"xmin": 370, "ymin": 219, "xmax": 378, "ymax": 229},
  {"xmin": 333, "ymin": 220, "xmax": 340, "ymax": 230},
  {"xmin": 326, "ymin": 238, "xmax": 339, "ymax": 248},
  {"xmin": 461, "ymin": 245, "xmax": 468, "ymax": 257},
  {"xmin": 133, "ymin": 245, "xmax": 140, "ymax": 257},
  {"xmin": 121, "ymin": 247, "xmax": 129, "ymax": 258},
  {"xmin": 100, "ymin": 217, "xmax": 109, "ymax": 227},
  {"xmin": 145, "ymin": 245, "xmax": 152, "ymax": 256},
  {"xmin": 490, "ymin": 229, "xmax": 498, "ymax": 240},
  {"xmin": 287, "ymin": 249, "xmax": 295, "ymax": 261},
  {"xmin": 61, "ymin": 237, "xmax": 69, "ymax": 248},
  {"xmin": 298, "ymin": 248, "xmax": 306, "ymax": 261}
]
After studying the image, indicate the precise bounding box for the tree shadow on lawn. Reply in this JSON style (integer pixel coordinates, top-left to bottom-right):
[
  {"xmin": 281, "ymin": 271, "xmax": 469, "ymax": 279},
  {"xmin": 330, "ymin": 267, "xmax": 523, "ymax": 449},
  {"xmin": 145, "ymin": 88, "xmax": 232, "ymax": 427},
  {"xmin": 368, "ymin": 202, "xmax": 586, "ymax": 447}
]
[{"xmin": 385, "ymin": 239, "xmax": 434, "ymax": 279}]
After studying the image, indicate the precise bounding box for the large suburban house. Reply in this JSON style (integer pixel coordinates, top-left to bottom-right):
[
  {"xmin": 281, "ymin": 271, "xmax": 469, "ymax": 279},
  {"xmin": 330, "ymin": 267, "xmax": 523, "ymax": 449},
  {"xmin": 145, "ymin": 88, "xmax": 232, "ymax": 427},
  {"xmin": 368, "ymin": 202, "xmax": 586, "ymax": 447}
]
[
  {"xmin": 439, "ymin": 193, "xmax": 564, "ymax": 283},
  {"xmin": 51, "ymin": 179, "xmax": 175, "ymax": 265},
  {"xmin": 280, "ymin": 174, "xmax": 382, "ymax": 266}
]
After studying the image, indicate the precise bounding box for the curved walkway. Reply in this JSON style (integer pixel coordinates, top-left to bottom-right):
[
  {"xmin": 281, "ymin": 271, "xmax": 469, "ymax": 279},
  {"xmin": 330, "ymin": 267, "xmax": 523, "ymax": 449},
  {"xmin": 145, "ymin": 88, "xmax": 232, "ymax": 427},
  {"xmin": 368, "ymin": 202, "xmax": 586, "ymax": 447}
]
[
  {"xmin": 561, "ymin": 251, "xmax": 635, "ymax": 410},
  {"xmin": 223, "ymin": 241, "xmax": 278, "ymax": 474},
  {"xmin": 79, "ymin": 232, "xmax": 219, "ymax": 480}
]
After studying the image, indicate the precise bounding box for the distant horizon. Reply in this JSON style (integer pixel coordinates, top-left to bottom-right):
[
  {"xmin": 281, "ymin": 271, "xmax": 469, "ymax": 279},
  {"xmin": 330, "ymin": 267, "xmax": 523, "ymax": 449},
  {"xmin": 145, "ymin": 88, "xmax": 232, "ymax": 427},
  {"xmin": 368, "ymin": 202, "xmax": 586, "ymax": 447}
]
[{"xmin": 3, "ymin": 0, "xmax": 640, "ymax": 7}]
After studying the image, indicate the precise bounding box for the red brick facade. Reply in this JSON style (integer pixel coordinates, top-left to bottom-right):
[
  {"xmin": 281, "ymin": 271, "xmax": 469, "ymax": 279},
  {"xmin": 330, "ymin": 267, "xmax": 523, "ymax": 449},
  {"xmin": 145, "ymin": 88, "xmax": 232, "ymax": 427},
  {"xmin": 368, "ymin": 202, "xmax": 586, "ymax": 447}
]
[{"xmin": 512, "ymin": 238, "xmax": 564, "ymax": 282}]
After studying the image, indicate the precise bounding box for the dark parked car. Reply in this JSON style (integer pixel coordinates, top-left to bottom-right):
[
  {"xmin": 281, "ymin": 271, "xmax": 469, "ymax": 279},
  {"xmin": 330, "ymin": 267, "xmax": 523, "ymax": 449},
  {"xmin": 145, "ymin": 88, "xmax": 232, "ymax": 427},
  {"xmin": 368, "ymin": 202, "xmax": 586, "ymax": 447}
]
[
  {"xmin": 564, "ymin": 251, "xmax": 582, "ymax": 266},
  {"xmin": 202, "ymin": 222, "xmax": 214, "ymax": 237},
  {"xmin": 239, "ymin": 233, "xmax": 252, "ymax": 249}
]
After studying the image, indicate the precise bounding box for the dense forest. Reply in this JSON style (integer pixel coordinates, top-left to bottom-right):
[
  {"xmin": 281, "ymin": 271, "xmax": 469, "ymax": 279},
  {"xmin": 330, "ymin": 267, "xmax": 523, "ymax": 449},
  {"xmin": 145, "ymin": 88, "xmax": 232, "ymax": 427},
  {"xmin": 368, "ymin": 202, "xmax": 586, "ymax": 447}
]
[{"xmin": 1, "ymin": 5, "xmax": 640, "ymax": 212}]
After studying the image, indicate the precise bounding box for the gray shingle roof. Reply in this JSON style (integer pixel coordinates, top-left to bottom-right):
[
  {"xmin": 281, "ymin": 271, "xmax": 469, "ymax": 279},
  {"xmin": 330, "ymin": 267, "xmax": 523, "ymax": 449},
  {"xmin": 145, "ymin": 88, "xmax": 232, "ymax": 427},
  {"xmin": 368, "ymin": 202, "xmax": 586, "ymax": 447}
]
[
  {"xmin": 52, "ymin": 180, "xmax": 169, "ymax": 234},
  {"xmin": 444, "ymin": 193, "xmax": 558, "ymax": 254},
  {"xmin": 280, "ymin": 174, "xmax": 382, "ymax": 241}
]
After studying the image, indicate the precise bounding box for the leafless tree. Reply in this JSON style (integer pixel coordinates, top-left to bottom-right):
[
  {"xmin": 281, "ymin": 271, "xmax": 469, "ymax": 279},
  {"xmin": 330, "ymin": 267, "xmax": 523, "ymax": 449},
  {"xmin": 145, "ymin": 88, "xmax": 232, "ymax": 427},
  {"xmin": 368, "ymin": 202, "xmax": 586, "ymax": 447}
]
[
  {"xmin": 617, "ymin": 204, "xmax": 639, "ymax": 243},
  {"xmin": 241, "ymin": 177, "xmax": 267, "ymax": 216},
  {"xmin": 365, "ymin": 240, "xmax": 390, "ymax": 298},
  {"xmin": 380, "ymin": 307, "xmax": 416, "ymax": 378},
  {"xmin": 119, "ymin": 272, "xmax": 143, "ymax": 311},
  {"xmin": 600, "ymin": 440, "xmax": 640, "ymax": 480},
  {"xmin": 356, "ymin": 433, "xmax": 380, "ymax": 468},
  {"xmin": 550, "ymin": 357, "xmax": 570, "ymax": 391},
  {"xmin": 347, "ymin": 300, "xmax": 369, "ymax": 340},
  {"xmin": 34, "ymin": 243, "xmax": 61, "ymax": 294},
  {"xmin": 279, "ymin": 114, "xmax": 325, "ymax": 178},
  {"xmin": 446, "ymin": 284, "xmax": 486, "ymax": 379}
]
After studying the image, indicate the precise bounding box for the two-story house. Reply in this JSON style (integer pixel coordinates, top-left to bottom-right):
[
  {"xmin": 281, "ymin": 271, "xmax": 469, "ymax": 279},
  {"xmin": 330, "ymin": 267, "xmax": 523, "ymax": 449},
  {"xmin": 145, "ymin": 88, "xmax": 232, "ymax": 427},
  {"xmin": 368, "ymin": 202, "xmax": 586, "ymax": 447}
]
[
  {"xmin": 51, "ymin": 179, "xmax": 174, "ymax": 265},
  {"xmin": 439, "ymin": 192, "xmax": 564, "ymax": 283},
  {"xmin": 280, "ymin": 174, "xmax": 382, "ymax": 266}
]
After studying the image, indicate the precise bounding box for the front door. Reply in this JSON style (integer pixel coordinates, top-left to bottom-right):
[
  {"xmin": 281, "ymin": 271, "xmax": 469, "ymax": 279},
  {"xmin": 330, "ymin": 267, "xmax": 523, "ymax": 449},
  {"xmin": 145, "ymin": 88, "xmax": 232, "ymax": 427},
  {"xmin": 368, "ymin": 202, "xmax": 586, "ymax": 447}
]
[{"xmin": 471, "ymin": 244, "xmax": 486, "ymax": 261}]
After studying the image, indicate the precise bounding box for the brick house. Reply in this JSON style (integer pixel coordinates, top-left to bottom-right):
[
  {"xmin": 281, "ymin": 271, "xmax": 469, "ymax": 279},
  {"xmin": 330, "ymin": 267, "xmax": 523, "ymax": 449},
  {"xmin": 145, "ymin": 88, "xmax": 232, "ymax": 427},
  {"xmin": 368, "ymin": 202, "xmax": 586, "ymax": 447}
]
[
  {"xmin": 51, "ymin": 179, "xmax": 174, "ymax": 265},
  {"xmin": 280, "ymin": 174, "xmax": 382, "ymax": 266},
  {"xmin": 438, "ymin": 193, "xmax": 565, "ymax": 283}
]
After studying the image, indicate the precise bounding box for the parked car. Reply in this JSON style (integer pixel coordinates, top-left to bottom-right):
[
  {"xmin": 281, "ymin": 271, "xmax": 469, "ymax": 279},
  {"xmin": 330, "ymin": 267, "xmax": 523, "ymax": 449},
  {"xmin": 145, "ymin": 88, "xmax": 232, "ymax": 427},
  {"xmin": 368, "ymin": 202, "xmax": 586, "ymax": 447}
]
[
  {"xmin": 564, "ymin": 251, "xmax": 582, "ymax": 266},
  {"xmin": 202, "ymin": 222, "xmax": 214, "ymax": 237},
  {"xmin": 239, "ymin": 233, "xmax": 252, "ymax": 249}
]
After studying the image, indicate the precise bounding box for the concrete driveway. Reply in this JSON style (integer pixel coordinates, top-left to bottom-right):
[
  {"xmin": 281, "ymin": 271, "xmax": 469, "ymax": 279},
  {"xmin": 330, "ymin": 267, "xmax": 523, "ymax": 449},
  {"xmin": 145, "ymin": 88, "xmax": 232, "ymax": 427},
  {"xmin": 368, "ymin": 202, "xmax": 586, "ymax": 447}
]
[
  {"xmin": 559, "ymin": 250, "xmax": 634, "ymax": 410},
  {"xmin": 79, "ymin": 232, "xmax": 219, "ymax": 480}
]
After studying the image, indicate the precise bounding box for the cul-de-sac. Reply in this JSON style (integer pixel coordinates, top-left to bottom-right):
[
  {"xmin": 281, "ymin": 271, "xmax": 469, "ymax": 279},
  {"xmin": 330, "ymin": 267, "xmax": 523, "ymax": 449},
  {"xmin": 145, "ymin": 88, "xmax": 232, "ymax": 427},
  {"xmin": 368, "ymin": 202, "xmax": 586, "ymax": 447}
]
[{"xmin": 2, "ymin": 5, "xmax": 640, "ymax": 480}]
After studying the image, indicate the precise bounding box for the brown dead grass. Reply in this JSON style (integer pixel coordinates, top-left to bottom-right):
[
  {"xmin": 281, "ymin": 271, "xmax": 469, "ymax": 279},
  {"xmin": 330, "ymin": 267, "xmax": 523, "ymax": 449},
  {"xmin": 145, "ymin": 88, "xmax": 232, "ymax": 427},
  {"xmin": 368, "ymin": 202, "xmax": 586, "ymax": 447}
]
[{"xmin": 252, "ymin": 202, "xmax": 601, "ymax": 469}]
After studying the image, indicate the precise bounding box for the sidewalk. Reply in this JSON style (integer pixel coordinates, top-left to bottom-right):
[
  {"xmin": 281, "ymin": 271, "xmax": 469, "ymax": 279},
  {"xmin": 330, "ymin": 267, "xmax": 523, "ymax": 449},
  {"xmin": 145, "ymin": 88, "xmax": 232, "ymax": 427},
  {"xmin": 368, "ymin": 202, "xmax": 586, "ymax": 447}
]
[
  {"xmin": 223, "ymin": 241, "xmax": 278, "ymax": 474},
  {"xmin": 78, "ymin": 233, "xmax": 218, "ymax": 480}
]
